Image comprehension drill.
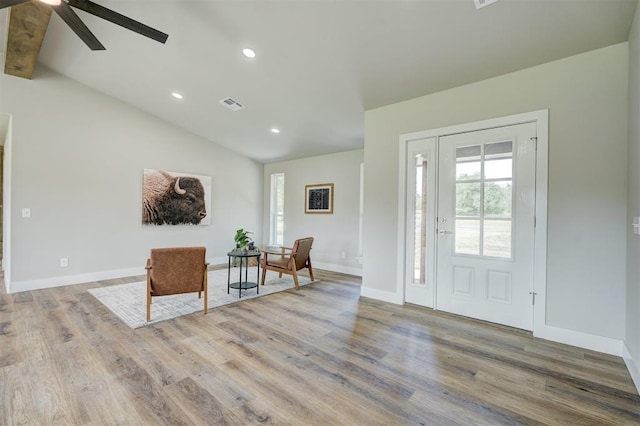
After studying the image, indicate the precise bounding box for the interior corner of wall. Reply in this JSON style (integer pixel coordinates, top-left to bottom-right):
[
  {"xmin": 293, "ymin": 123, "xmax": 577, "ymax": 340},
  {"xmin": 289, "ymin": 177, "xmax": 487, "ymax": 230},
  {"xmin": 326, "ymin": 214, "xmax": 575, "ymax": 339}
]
[{"xmin": 623, "ymin": 342, "xmax": 640, "ymax": 395}]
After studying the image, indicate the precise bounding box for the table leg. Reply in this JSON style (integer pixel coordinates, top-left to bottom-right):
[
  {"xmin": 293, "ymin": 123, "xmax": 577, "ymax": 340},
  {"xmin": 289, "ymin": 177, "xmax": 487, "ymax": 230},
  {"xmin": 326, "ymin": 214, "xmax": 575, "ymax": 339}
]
[
  {"xmin": 238, "ymin": 257, "xmax": 243, "ymax": 298},
  {"xmin": 227, "ymin": 256, "xmax": 231, "ymax": 294},
  {"xmin": 257, "ymin": 255, "xmax": 260, "ymax": 295}
]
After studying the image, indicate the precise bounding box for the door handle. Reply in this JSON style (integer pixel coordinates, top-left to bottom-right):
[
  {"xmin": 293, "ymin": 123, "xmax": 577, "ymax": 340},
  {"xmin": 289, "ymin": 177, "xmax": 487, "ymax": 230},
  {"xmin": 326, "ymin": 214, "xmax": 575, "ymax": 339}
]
[{"xmin": 438, "ymin": 229, "xmax": 450, "ymax": 236}]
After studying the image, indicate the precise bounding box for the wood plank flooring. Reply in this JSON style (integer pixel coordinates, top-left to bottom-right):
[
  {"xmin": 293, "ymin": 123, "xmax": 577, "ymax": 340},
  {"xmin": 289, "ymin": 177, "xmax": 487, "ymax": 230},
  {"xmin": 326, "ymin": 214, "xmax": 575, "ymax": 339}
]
[{"xmin": 0, "ymin": 269, "xmax": 638, "ymax": 425}]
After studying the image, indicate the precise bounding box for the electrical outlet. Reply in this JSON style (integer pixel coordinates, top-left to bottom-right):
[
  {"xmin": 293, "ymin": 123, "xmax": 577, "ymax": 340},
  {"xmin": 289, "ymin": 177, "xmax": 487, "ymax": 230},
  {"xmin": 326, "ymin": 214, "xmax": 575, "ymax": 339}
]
[
  {"xmin": 341, "ymin": 251, "xmax": 346, "ymax": 259},
  {"xmin": 60, "ymin": 258, "xmax": 68, "ymax": 268},
  {"xmin": 22, "ymin": 208, "xmax": 31, "ymax": 218}
]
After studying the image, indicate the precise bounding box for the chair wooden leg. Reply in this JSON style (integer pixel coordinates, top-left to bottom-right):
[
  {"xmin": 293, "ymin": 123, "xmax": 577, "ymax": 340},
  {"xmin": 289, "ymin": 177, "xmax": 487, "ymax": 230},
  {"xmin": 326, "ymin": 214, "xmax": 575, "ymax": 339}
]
[
  {"xmin": 198, "ymin": 291, "xmax": 202, "ymax": 299},
  {"xmin": 307, "ymin": 259, "xmax": 314, "ymax": 281},
  {"xmin": 261, "ymin": 265, "xmax": 267, "ymax": 285},
  {"xmin": 203, "ymin": 269, "xmax": 208, "ymax": 315},
  {"xmin": 292, "ymin": 270, "xmax": 299, "ymax": 290}
]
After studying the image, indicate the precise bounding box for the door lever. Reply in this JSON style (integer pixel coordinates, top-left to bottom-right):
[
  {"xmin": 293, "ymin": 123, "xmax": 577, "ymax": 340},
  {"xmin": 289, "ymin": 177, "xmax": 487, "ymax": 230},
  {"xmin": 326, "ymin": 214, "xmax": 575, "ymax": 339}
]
[{"xmin": 438, "ymin": 229, "xmax": 449, "ymax": 236}]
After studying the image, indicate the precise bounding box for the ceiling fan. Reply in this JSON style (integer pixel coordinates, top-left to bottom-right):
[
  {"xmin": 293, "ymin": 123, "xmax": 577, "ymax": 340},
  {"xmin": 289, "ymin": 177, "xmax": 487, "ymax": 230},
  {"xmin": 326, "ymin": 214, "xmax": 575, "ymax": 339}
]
[{"xmin": 0, "ymin": 0, "xmax": 168, "ymax": 50}]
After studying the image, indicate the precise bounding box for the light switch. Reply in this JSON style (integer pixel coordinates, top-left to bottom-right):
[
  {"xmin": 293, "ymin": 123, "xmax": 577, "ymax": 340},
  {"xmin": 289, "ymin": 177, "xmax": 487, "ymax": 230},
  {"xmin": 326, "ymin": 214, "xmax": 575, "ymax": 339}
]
[
  {"xmin": 22, "ymin": 208, "xmax": 31, "ymax": 218},
  {"xmin": 633, "ymin": 217, "xmax": 640, "ymax": 235}
]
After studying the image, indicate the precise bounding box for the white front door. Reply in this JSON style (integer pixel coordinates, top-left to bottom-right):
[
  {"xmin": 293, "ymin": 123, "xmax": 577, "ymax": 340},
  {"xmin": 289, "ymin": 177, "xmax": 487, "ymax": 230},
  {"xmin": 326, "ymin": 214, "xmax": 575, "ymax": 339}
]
[{"xmin": 436, "ymin": 123, "xmax": 537, "ymax": 330}]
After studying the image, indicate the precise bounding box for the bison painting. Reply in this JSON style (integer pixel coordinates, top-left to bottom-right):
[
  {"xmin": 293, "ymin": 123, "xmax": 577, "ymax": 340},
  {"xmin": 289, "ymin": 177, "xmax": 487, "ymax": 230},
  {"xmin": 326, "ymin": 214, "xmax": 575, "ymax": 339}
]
[{"xmin": 142, "ymin": 169, "xmax": 211, "ymax": 225}]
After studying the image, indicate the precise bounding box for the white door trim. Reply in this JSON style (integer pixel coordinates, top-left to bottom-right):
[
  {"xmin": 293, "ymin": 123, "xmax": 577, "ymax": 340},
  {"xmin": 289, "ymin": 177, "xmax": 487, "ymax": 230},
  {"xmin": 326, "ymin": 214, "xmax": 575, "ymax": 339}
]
[{"xmin": 398, "ymin": 109, "xmax": 548, "ymax": 333}]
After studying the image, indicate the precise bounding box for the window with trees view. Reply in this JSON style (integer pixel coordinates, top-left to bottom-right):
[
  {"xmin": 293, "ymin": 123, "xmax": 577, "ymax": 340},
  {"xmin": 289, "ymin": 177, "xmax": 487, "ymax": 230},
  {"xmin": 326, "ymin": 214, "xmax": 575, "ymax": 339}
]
[
  {"xmin": 455, "ymin": 141, "xmax": 513, "ymax": 258},
  {"xmin": 270, "ymin": 173, "xmax": 285, "ymax": 245}
]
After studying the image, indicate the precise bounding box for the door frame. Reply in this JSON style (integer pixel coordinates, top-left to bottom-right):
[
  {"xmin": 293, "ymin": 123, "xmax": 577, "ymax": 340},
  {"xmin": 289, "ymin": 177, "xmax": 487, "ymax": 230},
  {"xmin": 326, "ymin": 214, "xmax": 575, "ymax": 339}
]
[{"xmin": 397, "ymin": 109, "xmax": 548, "ymax": 333}]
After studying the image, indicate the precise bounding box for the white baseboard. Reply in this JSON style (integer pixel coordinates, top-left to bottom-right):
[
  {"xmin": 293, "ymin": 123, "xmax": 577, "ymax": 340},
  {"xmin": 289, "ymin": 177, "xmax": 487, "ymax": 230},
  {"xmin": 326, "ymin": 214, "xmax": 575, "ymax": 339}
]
[
  {"xmin": 10, "ymin": 266, "xmax": 145, "ymax": 293},
  {"xmin": 360, "ymin": 285, "xmax": 403, "ymax": 304},
  {"xmin": 623, "ymin": 342, "xmax": 640, "ymax": 395},
  {"xmin": 533, "ymin": 324, "xmax": 623, "ymax": 356},
  {"xmin": 313, "ymin": 261, "xmax": 362, "ymax": 277},
  {"xmin": 8, "ymin": 257, "xmax": 358, "ymax": 294}
]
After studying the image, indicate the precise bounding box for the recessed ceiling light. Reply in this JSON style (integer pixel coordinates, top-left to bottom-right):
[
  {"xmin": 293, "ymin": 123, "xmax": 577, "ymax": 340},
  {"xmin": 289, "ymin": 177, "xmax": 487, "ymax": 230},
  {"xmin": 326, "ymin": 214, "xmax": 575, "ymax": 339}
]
[
  {"xmin": 271, "ymin": 128, "xmax": 280, "ymax": 134},
  {"xmin": 171, "ymin": 92, "xmax": 184, "ymax": 100},
  {"xmin": 242, "ymin": 48, "xmax": 256, "ymax": 58},
  {"xmin": 39, "ymin": 0, "xmax": 61, "ymax": 5}
]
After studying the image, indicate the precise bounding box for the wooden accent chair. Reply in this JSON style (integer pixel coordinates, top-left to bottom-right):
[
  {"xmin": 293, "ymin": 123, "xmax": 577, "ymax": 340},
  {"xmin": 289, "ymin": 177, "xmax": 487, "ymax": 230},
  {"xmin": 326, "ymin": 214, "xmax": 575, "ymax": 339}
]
[
  {"xmin": 260, "ymin": 237, "xmax": 314, "ymax": 289},
  {"xmin": 145, "ymin": 246, "xmax": 209, "ymax": 322}
]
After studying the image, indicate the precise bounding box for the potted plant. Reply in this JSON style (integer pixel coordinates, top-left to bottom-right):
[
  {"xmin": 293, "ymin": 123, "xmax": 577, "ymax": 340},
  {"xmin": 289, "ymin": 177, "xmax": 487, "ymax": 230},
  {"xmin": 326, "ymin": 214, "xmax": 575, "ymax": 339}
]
[{"xmin": 234, "ymin": 228, "xmax": 253, "ymax": 251}]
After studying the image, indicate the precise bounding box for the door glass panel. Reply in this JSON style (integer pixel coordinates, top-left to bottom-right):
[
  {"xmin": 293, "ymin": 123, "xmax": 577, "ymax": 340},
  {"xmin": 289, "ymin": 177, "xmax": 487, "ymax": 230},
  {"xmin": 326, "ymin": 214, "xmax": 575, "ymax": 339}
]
[
  {"xmin": 484, "ymin": 181, "xmax": 512, "ymax": 218},
  {"xmin": 455, "ymin": 219, "xmax": 480, "ymax": 255},
  {"xmin": 485, "ymin": 159, "xmax": 512, "ymax": 179},
  {"xmin": 483, "ymin": 220, "xmax": 512, "ymax": 258},
  {"xmin": 413, "ymin": 155, "xmax": 428, "ymax": 284},
  {"xmin": 453, "ymin": 141, "xmax": 514, "ymax": 258},
  {"xmin": 485, "ymin": 141, "xmax": 512, "ymax": 179},
  {"xmin": 456, "ymin": 145, "xmax": 481, "ymax": 180},
  {"xmin": 456, "ymin": 182, "xmax": 480, "ymax": 216},
  {"xmin": 457, "ymin": 145, "xmax": 481, "ymax": 159},
  {"xmin": 485, "ymin": 141, "xmax": 512, "ymax": 158},
  {"xmin": 456, "ymin": 162, "xmax": 481, "ymax": 180}
]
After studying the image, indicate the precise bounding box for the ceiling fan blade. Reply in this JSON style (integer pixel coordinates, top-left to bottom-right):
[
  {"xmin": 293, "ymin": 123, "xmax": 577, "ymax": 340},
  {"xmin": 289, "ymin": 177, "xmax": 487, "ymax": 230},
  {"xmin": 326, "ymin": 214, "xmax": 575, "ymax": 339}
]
[
  {"xmin": 53, "ymin": 1, "xmax": 105, "ymax": 50},
  {"xmin": 67, "ymin": 0, "xmax": 168, "ymax": 44},
  {"xmin": 0, "ymin": 0, "xmax": 29, "ymax": 10}
]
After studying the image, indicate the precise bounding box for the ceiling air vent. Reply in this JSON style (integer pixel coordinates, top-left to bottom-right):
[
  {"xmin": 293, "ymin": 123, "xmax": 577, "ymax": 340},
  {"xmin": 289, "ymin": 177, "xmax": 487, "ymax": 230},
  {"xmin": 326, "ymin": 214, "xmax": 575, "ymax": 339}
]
[
  {"xmin": 474, "ymin": 0, "xmax": 499, "ymax": 9},
  {"xmin": 219, "ymin": 97, "xmax": 245, "ymax": 111}
]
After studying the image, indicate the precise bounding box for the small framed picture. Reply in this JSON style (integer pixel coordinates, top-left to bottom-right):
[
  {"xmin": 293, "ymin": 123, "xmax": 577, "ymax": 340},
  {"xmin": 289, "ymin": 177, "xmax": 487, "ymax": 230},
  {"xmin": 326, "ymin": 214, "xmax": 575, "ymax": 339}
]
[{"xmin": 305, "ymin": 183, "xmax": 334, "ymax": 214}]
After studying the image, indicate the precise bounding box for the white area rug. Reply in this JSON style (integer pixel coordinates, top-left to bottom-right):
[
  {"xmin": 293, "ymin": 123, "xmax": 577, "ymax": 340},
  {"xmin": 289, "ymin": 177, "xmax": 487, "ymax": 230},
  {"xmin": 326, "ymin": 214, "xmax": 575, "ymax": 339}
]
[{"xmin": 88, "ymin": 267, "xmax": 314, "ymax": 329}]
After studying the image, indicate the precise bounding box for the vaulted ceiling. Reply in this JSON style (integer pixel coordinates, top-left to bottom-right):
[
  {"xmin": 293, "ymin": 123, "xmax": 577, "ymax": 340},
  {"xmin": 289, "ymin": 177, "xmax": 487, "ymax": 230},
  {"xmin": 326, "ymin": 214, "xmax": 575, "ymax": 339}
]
[{"xmin": 1, "ymin": 0, "xmax": 637, "ymax": 163}]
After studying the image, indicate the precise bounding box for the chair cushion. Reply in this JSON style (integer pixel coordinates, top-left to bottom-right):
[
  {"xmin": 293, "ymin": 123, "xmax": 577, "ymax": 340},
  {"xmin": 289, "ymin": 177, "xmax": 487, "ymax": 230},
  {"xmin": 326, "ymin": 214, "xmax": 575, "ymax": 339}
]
[{"xmin": 264, "ymin": 256, "xmax": 290, "ymax": 269}]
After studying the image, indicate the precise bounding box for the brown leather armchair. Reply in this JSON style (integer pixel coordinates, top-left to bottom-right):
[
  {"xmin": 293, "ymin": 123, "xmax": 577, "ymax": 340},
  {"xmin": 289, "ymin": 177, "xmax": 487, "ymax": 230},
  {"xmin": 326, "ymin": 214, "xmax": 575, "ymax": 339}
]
[
  {"xmin": 260, "ymin": 237, "xmax": 314, "ymax": 289},
  {"xmin": 145, "ymin": 246, "xmax": 209, "ymax": 322}
]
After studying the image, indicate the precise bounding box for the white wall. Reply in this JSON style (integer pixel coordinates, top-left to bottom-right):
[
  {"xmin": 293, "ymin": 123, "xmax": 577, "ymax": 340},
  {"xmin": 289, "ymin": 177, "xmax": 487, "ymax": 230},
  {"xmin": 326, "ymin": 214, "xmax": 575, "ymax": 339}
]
[
  {"xmin": 626, "ymin": 2, "xmax": 640, "ymax": 389},
  {"xmin": 263, "ymin": 150, "xmax": 363, "ymax": 276},
  {"xmin": 0, "ymin": 67, "xmax": 263, "ymax": 292},
  {"xmin": 364, "ymin": 43, "xmax": 628, "ymax": 341}
]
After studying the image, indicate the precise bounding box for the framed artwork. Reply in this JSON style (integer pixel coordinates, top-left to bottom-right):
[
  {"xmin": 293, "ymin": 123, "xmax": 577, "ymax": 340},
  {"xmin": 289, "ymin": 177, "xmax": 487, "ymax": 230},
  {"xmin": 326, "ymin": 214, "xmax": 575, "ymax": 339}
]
[
  {"xmin": 142, "ymin": 169, "xmax": 212, "ymax": 226},
  {"xmin": 305, "ymin": 183, "xmax": 334, "ymax": 214}
]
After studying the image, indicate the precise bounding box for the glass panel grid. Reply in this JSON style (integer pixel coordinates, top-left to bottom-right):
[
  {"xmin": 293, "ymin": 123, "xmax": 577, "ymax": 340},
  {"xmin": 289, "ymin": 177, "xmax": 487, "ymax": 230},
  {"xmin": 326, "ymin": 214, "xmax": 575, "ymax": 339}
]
[{"xmin": 454, "ymin": 142, "xmax": 513, "ymax": 259}]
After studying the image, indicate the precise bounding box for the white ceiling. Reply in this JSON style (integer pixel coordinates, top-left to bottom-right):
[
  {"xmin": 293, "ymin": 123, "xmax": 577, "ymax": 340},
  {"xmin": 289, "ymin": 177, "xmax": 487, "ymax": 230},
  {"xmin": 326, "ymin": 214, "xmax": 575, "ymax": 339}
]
[{"xmin": 2, "ymin": 0, "xmax": 638, "ymax": 163}]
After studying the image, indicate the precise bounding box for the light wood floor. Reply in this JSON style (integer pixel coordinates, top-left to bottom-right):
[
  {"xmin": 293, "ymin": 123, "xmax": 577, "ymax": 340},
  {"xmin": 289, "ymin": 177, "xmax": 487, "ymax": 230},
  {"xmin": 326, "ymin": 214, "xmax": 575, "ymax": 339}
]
[{"xmin": 0, "ymin": 269, "xmax": 638, "ymax": 425}]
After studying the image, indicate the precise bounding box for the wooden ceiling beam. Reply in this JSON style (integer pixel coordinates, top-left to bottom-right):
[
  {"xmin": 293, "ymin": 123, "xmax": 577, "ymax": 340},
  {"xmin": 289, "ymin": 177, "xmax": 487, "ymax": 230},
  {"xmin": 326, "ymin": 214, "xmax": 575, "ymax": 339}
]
[{"xmin": 4, "ymin": 2, "xmax": 52, "ymax": 79}]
